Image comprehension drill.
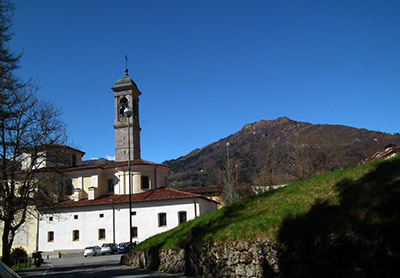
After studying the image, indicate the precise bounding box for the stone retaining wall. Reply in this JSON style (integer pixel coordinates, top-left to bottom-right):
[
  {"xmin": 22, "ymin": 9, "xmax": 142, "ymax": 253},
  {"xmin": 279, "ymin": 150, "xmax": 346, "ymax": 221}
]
[
  {"xmin": 122, "ymin": 239, "xmax": 281, "ymax": 278},
  {"xmin": 42, "ymin": 249, "xmax": 83, "ymax": 259},
  {"xmin": 122, "ymin": 235, "xmax": 399, "ymax": 277}
]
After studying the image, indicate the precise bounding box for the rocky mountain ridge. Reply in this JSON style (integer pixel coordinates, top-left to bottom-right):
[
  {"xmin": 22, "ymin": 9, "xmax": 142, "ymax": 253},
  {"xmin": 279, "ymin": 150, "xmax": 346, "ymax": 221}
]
[{"xmin": 164, "ymin": 117, "xmax": 400, "ymax": 188}]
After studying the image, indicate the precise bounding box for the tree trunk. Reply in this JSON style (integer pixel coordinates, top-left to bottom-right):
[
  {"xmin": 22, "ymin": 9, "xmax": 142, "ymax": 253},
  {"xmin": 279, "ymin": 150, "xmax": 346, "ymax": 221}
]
[{"xmin": 1, "ymin": 220, "xmax": 14, "ymax": 266}]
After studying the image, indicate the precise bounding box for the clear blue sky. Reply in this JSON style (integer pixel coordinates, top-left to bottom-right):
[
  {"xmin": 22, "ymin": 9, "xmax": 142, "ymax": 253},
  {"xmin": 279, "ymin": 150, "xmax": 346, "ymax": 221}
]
[{"xmin": 11, "ymin": 0, "xmax": 400, "ymax": 163}]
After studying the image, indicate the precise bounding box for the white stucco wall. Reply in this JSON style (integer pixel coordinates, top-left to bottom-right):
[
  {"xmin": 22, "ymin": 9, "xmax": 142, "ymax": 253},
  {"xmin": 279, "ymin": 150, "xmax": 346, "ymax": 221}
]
[
  {"xmin": 20, "ymin": 152, "xmax": 46, "ymax": 170},
  {"xmin": 64, "ymin": 164, "xmax": 169, "ymax": 199},
  {"xmin": 197, "ymin": 197, "xmax": 218, "ymax": 215},
  {"xmin": 125, "ymin": 199, "xmax": 199, "ymax": 242},
  {"xmin": 38, "ymin": 197, "xmax": 217, "ymax": 252}
]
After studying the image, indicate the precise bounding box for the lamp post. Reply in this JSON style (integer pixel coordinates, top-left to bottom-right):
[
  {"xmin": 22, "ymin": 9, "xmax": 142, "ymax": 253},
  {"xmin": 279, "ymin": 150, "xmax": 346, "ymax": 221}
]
[
  {"xmin": 374, "ymin": 138, "xmax": 380, "ymax": 152},
  {"xmin": 124, "ymin": 106, "xmax": 134, "ymax": 246},
  {"xmin": 226, "ymin": 142, "xmax": 230, "ymax": 170},
  {"xmin": 109, "ymin": 198, "xmax": 116, "ymax": 244}
]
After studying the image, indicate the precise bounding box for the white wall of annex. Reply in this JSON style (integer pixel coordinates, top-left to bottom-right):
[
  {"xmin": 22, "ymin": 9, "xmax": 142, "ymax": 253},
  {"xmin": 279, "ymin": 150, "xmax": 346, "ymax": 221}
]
[
  {"xmin": 38, "ymin": 207, "xmax": 114, "ymax": 252},
  {"xmin": 38, "ymin": 198, "xmax": 216, "ymax": 252},
  {"xmin": 198, "ymin": 198, "xmax": 218, "ymax": 215},
  {"xmin": 115, "ymin": 199, "xmax": 199, "ymax": 243}
]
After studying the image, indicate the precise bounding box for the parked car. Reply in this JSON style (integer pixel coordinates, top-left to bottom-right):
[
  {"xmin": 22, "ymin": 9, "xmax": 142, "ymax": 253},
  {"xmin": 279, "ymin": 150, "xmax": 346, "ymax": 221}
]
[
  {"xmin": 83, "ymin": 246, "xmax": 101, "ymax": 257},
  {"xmin": 0, "ymin": 259, "xmax": 21, "ymax": 277},
  {"xmin": 117, "ymin": 242, "xmax": 132, "ymax": 254},
  {"xmin": 100, "ymin": 243, "xmax": 117, "ymax": 255}
]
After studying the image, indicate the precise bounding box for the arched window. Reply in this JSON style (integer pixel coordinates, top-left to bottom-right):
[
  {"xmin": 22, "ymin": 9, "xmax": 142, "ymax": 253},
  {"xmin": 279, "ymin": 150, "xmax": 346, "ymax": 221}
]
[{"xmin": 119, "ymin": 97, "xmax": 128, "ymax": 120}]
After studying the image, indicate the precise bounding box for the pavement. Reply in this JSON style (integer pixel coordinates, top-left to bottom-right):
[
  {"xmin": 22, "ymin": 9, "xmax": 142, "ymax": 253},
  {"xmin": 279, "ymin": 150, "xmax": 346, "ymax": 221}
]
[{"xmin": 17, "ymin": 254, "xmax": 190, "ymax": 278}]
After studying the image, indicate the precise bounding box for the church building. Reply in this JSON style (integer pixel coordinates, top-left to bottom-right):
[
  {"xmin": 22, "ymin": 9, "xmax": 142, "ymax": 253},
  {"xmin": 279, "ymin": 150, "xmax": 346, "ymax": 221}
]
[{"xmin": 35, "ymin": 69, "xmax": 217, "ymax": 255}]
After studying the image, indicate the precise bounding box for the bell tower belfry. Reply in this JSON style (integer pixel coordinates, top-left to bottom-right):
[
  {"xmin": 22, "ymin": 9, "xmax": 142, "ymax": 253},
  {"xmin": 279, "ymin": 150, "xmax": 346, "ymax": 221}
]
[{"xmin": 112, "ymin": 69, "xmax": 141, "ymax": 162}]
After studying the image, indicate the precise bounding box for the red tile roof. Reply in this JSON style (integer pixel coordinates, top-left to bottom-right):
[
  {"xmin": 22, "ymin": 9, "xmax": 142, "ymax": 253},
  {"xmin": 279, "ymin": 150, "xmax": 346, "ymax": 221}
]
[
  {"xmin": 46, "ymin": 187, "xmax": 207, "ymax": 210},
  {"xmin": 21, "ymin": 144, "xmax": 85, "ymax": 155},
  {"xmin": 63, "ymin": 159, "xmax": 169, "ymax": 171},
  {"xmin": 179, "ymin": 186, "xmax": 221, "ymax": 195}
]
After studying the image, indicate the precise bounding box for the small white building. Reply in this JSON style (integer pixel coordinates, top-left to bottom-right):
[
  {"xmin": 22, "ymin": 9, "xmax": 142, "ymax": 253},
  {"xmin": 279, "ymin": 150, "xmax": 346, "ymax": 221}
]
[{"xmin": 38, "ymin": 187, "xmax": 217, "ymax": 253}]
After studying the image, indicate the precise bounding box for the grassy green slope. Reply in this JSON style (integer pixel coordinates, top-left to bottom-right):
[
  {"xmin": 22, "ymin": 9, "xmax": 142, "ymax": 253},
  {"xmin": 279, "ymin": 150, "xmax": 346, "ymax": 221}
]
[{"xmin": 136, "ymin": 156, "xmax": 400, "ymax": 251}]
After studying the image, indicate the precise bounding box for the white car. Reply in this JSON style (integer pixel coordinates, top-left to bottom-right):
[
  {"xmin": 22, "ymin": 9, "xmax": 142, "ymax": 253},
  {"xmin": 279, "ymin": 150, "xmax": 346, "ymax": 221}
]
[
  {"xmin": 100, "ymin": 243, "xmax": 118, "ymax": 255},
  {"xmin": 84, "ymin": 246, "xmax": 101, "ymax": 257}
]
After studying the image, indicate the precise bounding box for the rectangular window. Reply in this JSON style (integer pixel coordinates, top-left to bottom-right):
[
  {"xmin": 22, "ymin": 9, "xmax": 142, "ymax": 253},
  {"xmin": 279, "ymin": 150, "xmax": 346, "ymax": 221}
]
[
  {"xmin": 72, "ymin": 230, "xmax": 79, "ymax": 241},
  {"xmin": 141, "ymin": 176, "xmax": 149, "ymax": 189},
  {"xmin": 178, "ymin": 211, "xmax": 187, "ymax": 224},
  {"xmin": 98, "ymin": 229, "xmax": 106, "ymax": 240},
  {"xmin": 158, "ymin": 213, "xmax": 167, "ymax": 227},
  {"xmin": 131, "ymin": 227, "xmax": 138, "ymax": 238},
  {"xmin": 66, "ymin": 180, "xmax": 73, "ymax": 196},
  {"xmin": 74, "ymin": 215, "xmax": 78, "ymax": 219},
  {"xmin": 99, "ymin": 213, "xmax": 104, "ymax": 218},
  {"xmin": 108, "ymin": 179, "xmax": 114, "ymax": 192},
  {"xmin": 49, "ymin": 216, "xmax": 53, "ymax": 221},
  {"xmin": 48, "ymin": 231, "xmax": 54, "ymax": 242}
]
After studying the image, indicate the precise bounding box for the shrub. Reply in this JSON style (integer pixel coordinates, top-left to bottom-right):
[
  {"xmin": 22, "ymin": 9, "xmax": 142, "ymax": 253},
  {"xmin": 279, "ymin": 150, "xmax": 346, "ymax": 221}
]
[{"xmin": 10, "ymin": 247, "xmax": 28, "ymax": 265}]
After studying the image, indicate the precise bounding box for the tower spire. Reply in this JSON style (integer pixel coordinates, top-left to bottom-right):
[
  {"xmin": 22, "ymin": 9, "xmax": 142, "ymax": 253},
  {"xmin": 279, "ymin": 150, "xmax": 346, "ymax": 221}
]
[
  {"xmin": 125, "ymin": 54, "xmax": 128, "ymax": 73},
  {"xmin": 112, "ymin": 59, "xmax": 142, "ymax": 162}
]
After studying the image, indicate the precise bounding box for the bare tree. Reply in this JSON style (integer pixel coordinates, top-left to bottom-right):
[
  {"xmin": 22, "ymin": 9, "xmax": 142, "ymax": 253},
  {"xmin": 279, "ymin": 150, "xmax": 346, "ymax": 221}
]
[
  {"xmin": 218, "ymin": 154, "xmax": 252, "ymax": 205},
  {"xmin": 258, "ymin": 148, "xmax": 280, "ymax": 187},
  {"xmin": 0, "ymin": 0, "xmax": 67, "ymax": 265},
  {"xmin": 0, "ymin": 85, "xmax": 67, "ymax": 265},
  {"xmin": 284, "ymin": 132, "xmax": 341, "ymax": 180}
]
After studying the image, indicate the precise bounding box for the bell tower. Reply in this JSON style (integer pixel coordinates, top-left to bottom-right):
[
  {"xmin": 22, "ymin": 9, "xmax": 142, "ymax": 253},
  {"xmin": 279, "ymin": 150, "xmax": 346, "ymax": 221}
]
[{"xmin": 112, "ymin": 69, "xmax": 141, "ymax": 161}]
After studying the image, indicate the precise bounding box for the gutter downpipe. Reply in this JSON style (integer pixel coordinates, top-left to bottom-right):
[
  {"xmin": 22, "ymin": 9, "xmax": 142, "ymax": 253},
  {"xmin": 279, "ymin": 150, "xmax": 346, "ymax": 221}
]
[
  {"xmin": 36, "ymin": 211, "xmax": 40, "ymax": 254},
  {"xmin": 128, "ymin": 119, "xmax": 133, "ymax": 246},
  {"xmin": 111, "ymin": 199, "xmax": 115, "ymax": 244},
  {"xmin": 113, "ymin": 206, "xmax": 116, "ymax": 244},
  {"xmin": 194, "ymin": 198, "xmax": 198, "ymax": 218}
]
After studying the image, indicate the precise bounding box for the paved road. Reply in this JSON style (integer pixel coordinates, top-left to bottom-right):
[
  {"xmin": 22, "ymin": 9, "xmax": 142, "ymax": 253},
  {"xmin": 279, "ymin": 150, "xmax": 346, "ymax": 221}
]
[{"xmin": 17, "ymin": 254, "xmax": 190, "ymax": 278}]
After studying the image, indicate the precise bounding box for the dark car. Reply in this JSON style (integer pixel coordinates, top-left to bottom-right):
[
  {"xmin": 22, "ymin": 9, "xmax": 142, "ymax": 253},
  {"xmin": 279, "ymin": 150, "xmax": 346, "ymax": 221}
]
[
  {"xmin": 100, "ymin": 243, "xmax": 118, "ymax": 255},
  {"xmin": 117, "ymin": 242, "xmax": 132, "ymax": 254},
  {"xmin": 0, "ymin": 260, "xmax": 21, "ymax": 278}
]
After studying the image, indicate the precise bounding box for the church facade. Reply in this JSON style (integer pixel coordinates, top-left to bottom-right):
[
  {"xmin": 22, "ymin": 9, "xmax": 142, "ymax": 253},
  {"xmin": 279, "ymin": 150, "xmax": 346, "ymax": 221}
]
[{"xmin": 33, "ymin": 69, "xmax": 217, "ymax": 255}]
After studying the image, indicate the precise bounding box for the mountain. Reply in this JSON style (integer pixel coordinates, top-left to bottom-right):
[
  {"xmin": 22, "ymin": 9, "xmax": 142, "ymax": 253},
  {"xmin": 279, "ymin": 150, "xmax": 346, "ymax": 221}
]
[{"xmin": 164, "ymin": 117, "xmax": 400, "ymax": 187}]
